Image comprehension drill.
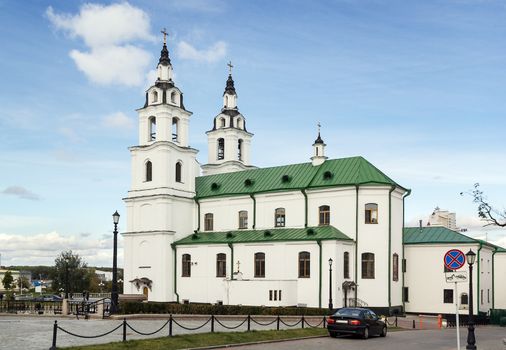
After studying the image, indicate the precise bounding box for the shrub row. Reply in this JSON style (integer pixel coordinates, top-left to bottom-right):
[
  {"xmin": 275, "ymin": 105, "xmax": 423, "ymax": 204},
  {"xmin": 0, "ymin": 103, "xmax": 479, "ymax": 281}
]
[{"xmin": 119, "ymin": 301, "xmax": 331, "ymax": 316}]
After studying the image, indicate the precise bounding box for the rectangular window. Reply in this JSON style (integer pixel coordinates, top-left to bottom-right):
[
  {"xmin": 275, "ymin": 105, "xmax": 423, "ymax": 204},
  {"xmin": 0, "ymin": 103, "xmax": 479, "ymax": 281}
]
[
  {"xmin": 238, "ymin": 211, "xmax": 248, "ymax": 229},
  {"xmin": 275, "ymin": 208, "xmax": 285, "ymax": 227},
  {"xmin": 487, "ymin": 289, "xmax": 490, "ymax": 303},
  {"xmin": 403, "ymin": 287, "xmax": 409, "ymax": 302},
  {"xmin": 402, "ymin": 259, "xmax": 407, "ymax": 273},
  {"xmin": 481, "ymin": 289, "xmax": 483, "ymax": 304},
  {"xmin": 393, "ymin": 254, "xmax": 399, "ymax": 282},
  {"xmin": 361, "ymin": 253, "xmax": 375, "ymax": 279},
  {"xmin": 182, "ymin": 254, "xmax": 191, "ymax": 277},
  {"xmin": 343, "ymin": 252, "xmax": 350, "ymax": 279},
  {"xmin": 204, "ymin": 213, "xmax": 214, "ymax": 231},
  {"xmin": 274, "ymin": 290, "xmax": 277, "ymax": 301},
  {"xmin": 298, "ymin": 252, "xmax": 310, "ymax": 278},
  {"xmin": 365, "ymin": 203, "xmax": 378, "ymax": 224},
  {"xmin": 255, "ymin": 253, "xmax": 265, "ymax": 278},
  {"xmin": 216, "ymin": 253, "xmax": 226, "ymax": 277},
  {"xmin": 443, "ymin": 289, "xmax": 453, "ymax": 304},
  {"xmin": 319, "ymin": 205, "xmax": 330, "ymax": 226},
  {"xmin": 269, "ymin": 290, "xmax": 273, "ymax": 301},
  {"xmin": 279, "ymin": 290, "xmax": 282, "ymax": 301}
]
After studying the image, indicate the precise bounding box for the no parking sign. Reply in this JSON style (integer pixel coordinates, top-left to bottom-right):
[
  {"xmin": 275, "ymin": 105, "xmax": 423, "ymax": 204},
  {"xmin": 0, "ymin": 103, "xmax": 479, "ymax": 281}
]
[{"xmin": 444, "ymin": 249, "xmax": 465, "ymax": 270}]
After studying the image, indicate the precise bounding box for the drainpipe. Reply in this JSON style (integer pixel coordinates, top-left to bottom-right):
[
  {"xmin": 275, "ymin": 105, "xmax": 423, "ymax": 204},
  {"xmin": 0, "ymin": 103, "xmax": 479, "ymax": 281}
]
[
  {"xmin": 249, "ymin": 194, "xmax": 256, "ymax": 229},
  {"xmin": 171, "ymin": 244, "xmax": 180, "ymax": 303},
  {"xmin": 194, "ymin": 198, "xmax": 200, "ymax": 232},
  {"xmin": 477, "ymin": 242, "xmax": 483, "ymax": 312},
  {"xmin": 317, "ymin": 240, "xmax": 322, "ymax": 308},
  {"xmin": 401, "ymin": 189, "xmax": 411, "ymax": 312},
  {"xmin": 492, "ymin": 248, "xmax": 497, "ymax": 309},
  {"xmin": 354, "ymin": 185, "xmax": 359, "ymax": 305},
  {"xmin": 228, "ymin": 243, "xmax": 234, "ymax": 280},
  {"xmin": 388, "ymin": 185, "xmax": 395, "ymax": 311},
  {"xmin": 301, "ymin": 189, "xmax": 308, "ymax": 228}
]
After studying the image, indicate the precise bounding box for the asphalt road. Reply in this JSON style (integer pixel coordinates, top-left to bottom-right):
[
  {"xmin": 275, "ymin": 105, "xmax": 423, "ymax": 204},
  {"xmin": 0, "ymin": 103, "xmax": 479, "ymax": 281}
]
[{"xmin": 222, "ymin": 327, "xmax": 506, "ymax": 350}]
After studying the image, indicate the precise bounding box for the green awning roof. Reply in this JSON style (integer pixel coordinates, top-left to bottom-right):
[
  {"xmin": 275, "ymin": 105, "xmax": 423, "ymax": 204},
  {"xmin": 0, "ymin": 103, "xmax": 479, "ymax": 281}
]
[
  {"xmin": 403, "ymin": 226, "xmax": 477, "ymax": 245},
  {"xmin": 196, "ymin": 156, "xmax": 406, "ymax": 199},
  {"xmin": 174, "ymin": 226, "xmax": 353, "ymax": 245}
]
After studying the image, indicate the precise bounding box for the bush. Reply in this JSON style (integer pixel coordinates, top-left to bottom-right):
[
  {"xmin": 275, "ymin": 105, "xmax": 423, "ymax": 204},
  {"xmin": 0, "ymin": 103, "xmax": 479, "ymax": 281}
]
[
  {"xmin": 500, "ymin": 317, "xmax": 506, "ymax": 327},
  {"xmin": 118, "ymin": 301, "xmax": 330, "ymax": 316}
]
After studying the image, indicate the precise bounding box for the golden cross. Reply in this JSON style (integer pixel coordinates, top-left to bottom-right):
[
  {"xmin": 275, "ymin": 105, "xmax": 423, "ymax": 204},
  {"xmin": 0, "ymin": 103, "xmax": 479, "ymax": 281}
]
[
  {"xmin": 227, "ymin": 61, "xmax": 234, "ymax": 75},
  {"xmin": 161, "ymin": 28, "xmax": 168, "ymax": 44}
]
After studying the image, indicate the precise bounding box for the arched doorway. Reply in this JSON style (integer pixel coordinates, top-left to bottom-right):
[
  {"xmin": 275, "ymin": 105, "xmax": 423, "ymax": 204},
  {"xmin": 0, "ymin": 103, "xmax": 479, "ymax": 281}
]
[{"xmin": 143, "ymin": 286, "xmax": 149, "ymax": 298}]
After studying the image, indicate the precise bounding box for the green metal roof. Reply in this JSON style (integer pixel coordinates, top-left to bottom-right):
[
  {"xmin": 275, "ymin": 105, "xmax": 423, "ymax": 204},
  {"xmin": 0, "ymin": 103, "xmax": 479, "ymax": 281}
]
[
  {"xmin": 403, "ymin": 226, "xmax": 477, "ymax": 245},
  {"xmin": 196, "ymin": 156, "xmax": 405, "ymax": 199},
  {"xmin": 496, "ymin": 247, "xmax": 506, "ymax": 253},
  {"xmin": 174, "ymin": 226, "xmax": 353, "ymax": 245}
]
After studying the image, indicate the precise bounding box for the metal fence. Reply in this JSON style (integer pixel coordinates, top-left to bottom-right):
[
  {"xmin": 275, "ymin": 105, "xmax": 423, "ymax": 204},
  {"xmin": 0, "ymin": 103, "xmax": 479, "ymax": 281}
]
[
  {"xmin": 49, "ymin": 314, "xmax": 327, "ymax": 350},
  {"xmin": 0, "ymin": 300, "xmax": 62, "ymax": 315}
]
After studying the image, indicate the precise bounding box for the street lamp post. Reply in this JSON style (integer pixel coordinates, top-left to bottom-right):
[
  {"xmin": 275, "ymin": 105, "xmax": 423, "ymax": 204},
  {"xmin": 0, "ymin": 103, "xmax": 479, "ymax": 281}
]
[
  {"xmin": 111, "ymin": 211, "xmax": 120, "ymax": 314},
  {"xmin": 466, "ymin": 249, "xmax": 477, "ymax": 350},
  {"xmin": 64, "ymin": 258, "xmax": 70, "ymax": 299},
  {"xmin": 328, "ymin": 258, "xmax": 333, "ymax": 310}
]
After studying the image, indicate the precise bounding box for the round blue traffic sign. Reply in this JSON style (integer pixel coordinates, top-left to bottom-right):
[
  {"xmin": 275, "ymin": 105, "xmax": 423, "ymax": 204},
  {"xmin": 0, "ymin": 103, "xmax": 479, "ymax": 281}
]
[{"xmin": 444, "ymin": 249, "xmax": 465, "ymax": 270}]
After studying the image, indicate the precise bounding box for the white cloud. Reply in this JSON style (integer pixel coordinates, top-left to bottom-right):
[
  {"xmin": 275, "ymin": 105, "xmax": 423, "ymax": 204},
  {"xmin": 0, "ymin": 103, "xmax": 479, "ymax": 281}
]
[
  {"xmin": 0, "ymin": 232, "xmax": 123, "ymax": 267},
  {"xmin": 1, "ymin": 186, "xmax": 40, "ymax": 201},
  {"xmin": 46, "ymin": 3, "xmax": 154, "ymax": 87},
  {"xmin": 177, "ymin": 40, "xmax": 227, "ymax": 63},
  {"xmin": 102, "ymin": 112, "xmax": 134, "ymax": 130},
  {"xmin": 46, "ymin": 3, "xmax": 154, "ymax": 48}
]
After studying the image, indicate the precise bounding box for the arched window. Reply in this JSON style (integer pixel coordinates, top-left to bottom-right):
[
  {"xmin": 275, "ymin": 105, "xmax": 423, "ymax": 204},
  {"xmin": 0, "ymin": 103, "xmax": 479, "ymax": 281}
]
[
  {"xmin": 225, "ymin": 95, "xmax": 229, "ymax": 106},
  {"xmin": 393, "ymin": 253, "xmax": 399, "ymax": 281},
  {"xmin": 175, "ymin": 162, "xmax": 182, "ymax": 183},
  {"xmin": 238, "ymin": 211, "xmax": 248, "ymax": 229},
  {"xmin": 204, "ymin": 213, "xmax": 214, "ymax": 231},
  {"xmin": 319, "ymin": 205, "xmax": 330, "ymax": 225},
  {"xmin": 152, "ymin": 90, "xmax": 158, "ymax": 103},
  {"xmin": 238, "ymin": 139, "xmax": 243, "ymax": 161},
  {"xmin": 298, "ymin": 251, "xmax": 310, "ymax": 278},
  {"xmin": 172, "ymin": 118, "xmax": 179, "ymax": 142},
  {"xmin": 149, "ymin": 116, "xmax": 156, "ymax": 141},
  {"xmin": 254, "ymin": 252, "xmax": 265, "ymax": 278},
  {"xmin": 182, "ymin": 254, "xmax": 191, "ymax": 277},
  {"xmin": 217, "ymin": 138, "xmax": 225, "ymax": 160},
  {"xmin": 361, "ymin": 252, "xmax": 375, "ymax": 279},
  {"xmin": 344, "ymin": 252, "xmax": 350, "ymax": 279},
  {"xmin": 145, "ymin": 161, "xmax": 152, "ymax": 182},
  {"xmin": 220, "ymin": 118, "xmax": 226, "ymax": 128},
  {"xmin": 275, "ymin": 208, "xmax": 285, "ymax": 227},
  {"xmin": 365, "ymin": 203, "xmax": 378, "ymax": 224},
  {"xmin": 237, "ymin": 117, "xmax": 243, "ymax": 129},
  {"xmin": 171, "ymin": 91, "xmax": 176, "ymax": 104},
  {"xmin": 216, "ymin": 253, "xmax": 226, "ymax": 277},
  {"xmin": 461, "ymin": 293, "xmax": 468, "ymax": 305}
]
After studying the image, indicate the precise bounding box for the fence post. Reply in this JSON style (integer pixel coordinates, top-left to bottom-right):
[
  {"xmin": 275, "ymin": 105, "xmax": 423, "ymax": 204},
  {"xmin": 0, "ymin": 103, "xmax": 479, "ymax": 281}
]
[
  {"xmin": 301, "ymin": 315, "xmax": 305, "ymax": 329},
  {"xmin": 247, "ymin": 315, "xmax": 251, "ymax": 331},
  {"xmin": 323, "ymin": 316, "xmax": 326, "ymax": 328},
  {"xmin": 211, "ymin": 315, "xmax": 215, "ymax": 333},
  {"xmin": 122, "ymin": 318, "xmax": 127, "ymax": 342},
  {"xmin": 412, "ymin": 319, "xmax": 415, "ymax": 329},
  {"xmin": 169, "ymin": 314, "xmax": 173, "ymax": 337},
  {"xmin": 49, "ymin": 320, "xmax": 58, "ymax": 350},
  {"xmin": 277, "ymin": 315, "xmax": 280, "ymax": 331},
  {"xmin": 395, "ymin": 316, "xmax": 398, "ymax": 328}
]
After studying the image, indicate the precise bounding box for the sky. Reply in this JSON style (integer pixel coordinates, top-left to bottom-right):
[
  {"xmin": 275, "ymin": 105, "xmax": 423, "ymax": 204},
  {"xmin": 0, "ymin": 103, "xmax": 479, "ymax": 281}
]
[{"xmin": 0, "ymin": 0, "xmax": 505, "ymax": 267}]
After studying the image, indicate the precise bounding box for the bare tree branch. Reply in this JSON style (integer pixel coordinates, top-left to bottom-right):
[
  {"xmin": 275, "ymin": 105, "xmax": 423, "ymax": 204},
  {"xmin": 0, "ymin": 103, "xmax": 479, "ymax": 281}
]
[{"xmin": 461, "ymin": 183, "xmax": 506, "ymax": 227}]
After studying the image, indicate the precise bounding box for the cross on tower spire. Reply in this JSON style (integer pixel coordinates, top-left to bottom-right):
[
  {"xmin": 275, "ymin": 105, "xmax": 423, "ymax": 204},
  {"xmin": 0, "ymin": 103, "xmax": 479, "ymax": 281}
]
[
  {"xmin": 227, "ymin": 61, "xmax": 234, "ymax": 75},
  {"xmin": 317, "ymin": 122, "xmax": 321, "ymax": 134},
  {"xmin": 161, "ymin": 28, "xmax": 168, "ymax": 44}
]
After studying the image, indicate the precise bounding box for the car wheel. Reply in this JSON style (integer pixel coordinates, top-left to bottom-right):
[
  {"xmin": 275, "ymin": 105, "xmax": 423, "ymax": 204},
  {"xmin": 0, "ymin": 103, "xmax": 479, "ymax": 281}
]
[
  {"xmin": 329, "ymin": 331, "xmax": 338, "ymax": 338},
  {"xmin": 380, "ymin": 326, "xmax": 387, "ymax": 337},
  {"xmin": 362, "ymin": 327, "xmax": 369, "ymax": 339}
]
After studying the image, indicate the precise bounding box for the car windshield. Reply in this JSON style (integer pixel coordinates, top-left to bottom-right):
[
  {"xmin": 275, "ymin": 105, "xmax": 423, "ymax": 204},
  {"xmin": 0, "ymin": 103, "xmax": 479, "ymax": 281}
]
[{"xmin": 335, "ymin": 309, "xmax": 362, "ymax": 317}]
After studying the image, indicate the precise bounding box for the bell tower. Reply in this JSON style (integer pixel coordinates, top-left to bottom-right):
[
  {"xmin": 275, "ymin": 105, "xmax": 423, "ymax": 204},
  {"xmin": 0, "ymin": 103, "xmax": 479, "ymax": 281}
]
[
  {"xmin": 311, "ymin": 123, "xmax": 327, "ymax": 166},
  {"xmin": 123, "ymin": 31, "xmax": 199, "ymax": 302},
  {"xmin": 202, "ymin": 62, "xmax": 256, "ymax": 176}
]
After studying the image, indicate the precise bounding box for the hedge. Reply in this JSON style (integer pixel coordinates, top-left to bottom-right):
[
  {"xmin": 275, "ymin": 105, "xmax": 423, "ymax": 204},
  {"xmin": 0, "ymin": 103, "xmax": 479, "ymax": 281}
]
[{"xmin": 118, "ymin": 302, "xmax": 331, "ymax": 316}]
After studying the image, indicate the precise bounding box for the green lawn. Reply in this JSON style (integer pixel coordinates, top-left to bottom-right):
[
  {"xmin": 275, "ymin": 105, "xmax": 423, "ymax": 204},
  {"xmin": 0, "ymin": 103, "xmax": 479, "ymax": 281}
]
[{"xmin": 63, "ymin": 328, "xmax": 328, "ymax": 349}]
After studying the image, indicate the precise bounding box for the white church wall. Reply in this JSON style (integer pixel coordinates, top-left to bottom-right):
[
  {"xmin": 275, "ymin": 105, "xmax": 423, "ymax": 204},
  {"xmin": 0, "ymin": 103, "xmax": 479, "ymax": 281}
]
[
  {"xmin": 390, "ymin": 190, "xmax": 405, "ymax": 307},
  {"xmin": 255, "ymin": 192, "xmax": 305, "ymax": 229},
  {"xmin": 477, "ymin": 246, "xmax": 494, "ymax": 313},
  {"xmin": 494, "ymin": 253, "xmax": 506, "ymax": 309},
  {"xmin": 199, "ymin": 197, "xmax": 253, "ymax": 231},
  {"xmin": 404, "ymin": 243, "xmax": 480, "ymax": 314}
]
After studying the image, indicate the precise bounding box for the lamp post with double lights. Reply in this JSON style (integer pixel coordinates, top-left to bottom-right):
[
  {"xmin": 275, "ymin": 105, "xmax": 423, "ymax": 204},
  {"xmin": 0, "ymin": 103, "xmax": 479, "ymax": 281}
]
[
  {"xmin": 328, "ymin": 258, "xmax": 333, "ymax": 310},
  {"xmin": 111, "ymin": 211, "xmax": 120, "ymax": 314},
  {"xmin": 466, "ymin": 249, "xmax": 477, "ymax": 350}
]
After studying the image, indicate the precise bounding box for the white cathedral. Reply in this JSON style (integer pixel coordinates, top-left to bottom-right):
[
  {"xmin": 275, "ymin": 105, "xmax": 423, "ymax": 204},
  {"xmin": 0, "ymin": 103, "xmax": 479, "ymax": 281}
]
[{"xmin": 123, "ymin": 40, "xmax": 506, "ymax": 316}]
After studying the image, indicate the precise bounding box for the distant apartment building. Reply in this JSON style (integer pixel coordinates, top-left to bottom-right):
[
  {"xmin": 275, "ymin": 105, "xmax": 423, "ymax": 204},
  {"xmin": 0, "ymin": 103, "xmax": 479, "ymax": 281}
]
[{"xmin": 428, "ymin": 207, "xmax": 457, "ymax": 231}]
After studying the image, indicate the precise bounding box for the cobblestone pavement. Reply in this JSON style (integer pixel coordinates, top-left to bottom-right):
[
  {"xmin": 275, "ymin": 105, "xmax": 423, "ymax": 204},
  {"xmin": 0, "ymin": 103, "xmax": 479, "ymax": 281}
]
[{"xmin": 0, "ymin": 314, "xmax": 325, "ymax": 350}]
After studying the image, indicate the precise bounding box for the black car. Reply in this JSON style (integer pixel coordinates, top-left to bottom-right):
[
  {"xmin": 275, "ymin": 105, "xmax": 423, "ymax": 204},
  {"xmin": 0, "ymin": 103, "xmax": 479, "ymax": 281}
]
[{"xmin": 326, "ymin": 307, "xmax": 387, "ymax": 339}]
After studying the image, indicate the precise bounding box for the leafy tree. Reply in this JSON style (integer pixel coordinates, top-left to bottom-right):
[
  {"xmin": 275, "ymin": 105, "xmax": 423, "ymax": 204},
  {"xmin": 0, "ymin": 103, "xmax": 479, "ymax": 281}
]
[
  {"xmin": 462, "ymin": 183, "xmax": 506, "ymax": 227},
  {"xmin": 51, "ymin": 250, "xmax": 92, "ymax": 295},
  {"xmin": 15, "ymin": 276, "xmax": 30, "ymax": 291},
  {"xmin": 2, "ymin": 270, "xmax": 14, "ymax": 290}
]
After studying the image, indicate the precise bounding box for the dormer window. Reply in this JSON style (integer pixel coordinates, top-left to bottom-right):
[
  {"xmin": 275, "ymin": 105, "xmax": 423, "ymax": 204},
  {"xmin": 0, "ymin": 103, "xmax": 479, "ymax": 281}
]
[{"xmin": 152, "ymin": 90, "xmax": 158, "ymax": 103}]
